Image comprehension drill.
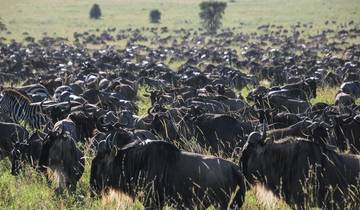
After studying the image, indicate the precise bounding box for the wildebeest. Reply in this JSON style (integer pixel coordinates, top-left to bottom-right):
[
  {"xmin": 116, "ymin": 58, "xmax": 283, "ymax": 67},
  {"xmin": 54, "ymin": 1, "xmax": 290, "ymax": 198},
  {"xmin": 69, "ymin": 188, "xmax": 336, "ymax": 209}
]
[
  {"xmin": 191, "ymin": 113, "xmax": 253, "ymax": 154},
  {"xmin": 52, "ymin": 111, "xmax": 98, "ymax": 143},
  {"xmin": 264, "ymin": 95, "xmax": 310, "ymax": 114},
  {"xmin": 38, "ymin": 130, "xmax": 84, "ymax": 193},
  {"xmin": 240, "ymin": 129, "xmax": 360, "ymax": 209},
  {"xmin": 341, "ymin": 81, "xmax": 360, "ymax": 98},
  {"xmin": 330, "ymin": 114, "xmax": 360, "ymax": 153},
  {"xmin": 0, "ymin": 122, "xmax": 29, "ymax": 159},
  {"xmin": 11, "ymin": 131, "xmax": 45, "ymax": 175},
  {"xmin": 91, "ymin": 138, "xmax": 246, "ymax": 209}
]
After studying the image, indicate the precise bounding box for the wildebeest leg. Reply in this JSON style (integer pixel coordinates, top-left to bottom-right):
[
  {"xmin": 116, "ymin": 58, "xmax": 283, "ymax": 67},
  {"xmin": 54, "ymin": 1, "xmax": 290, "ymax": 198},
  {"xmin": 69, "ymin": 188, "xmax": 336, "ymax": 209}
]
[
  {"xmin": 143, "ymin": 185, "xmax": 164, "ymax": 210},
  {"xmin": 67, "ymin": 180, "xmax": 77, "ymax": 192},
  {"xmin": 0, "ymin": 150, "xmax": 6, "ymax": 161}
]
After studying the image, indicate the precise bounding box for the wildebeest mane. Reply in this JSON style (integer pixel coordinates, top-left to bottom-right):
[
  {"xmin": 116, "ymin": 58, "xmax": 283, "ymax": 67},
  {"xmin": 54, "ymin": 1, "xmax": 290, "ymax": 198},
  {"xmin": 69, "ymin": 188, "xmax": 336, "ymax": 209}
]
[{"xmin": 112, "ymin": 140, "xmax": 180, "ymax": 193}]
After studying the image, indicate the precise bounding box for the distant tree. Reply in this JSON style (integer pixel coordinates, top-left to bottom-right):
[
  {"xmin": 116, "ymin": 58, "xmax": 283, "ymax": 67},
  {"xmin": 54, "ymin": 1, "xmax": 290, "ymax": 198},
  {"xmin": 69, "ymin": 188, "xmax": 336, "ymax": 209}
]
[
  {"xmin": 149, "ymin": 9, "xmax": 161, "ymax": 23},
  {"xmin": 90, "ymin": 4, "xmax": 102, "ymax": 19},
  {"xmin": 199, "ymin": 1, "xmax": 227, "ymax": 34}
]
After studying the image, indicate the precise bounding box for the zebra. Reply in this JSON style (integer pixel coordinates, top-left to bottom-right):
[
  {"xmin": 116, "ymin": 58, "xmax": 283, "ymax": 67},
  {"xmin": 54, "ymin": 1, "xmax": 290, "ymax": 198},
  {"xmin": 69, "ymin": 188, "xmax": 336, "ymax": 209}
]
[
  {"xmin": 0, "ymin": 88, "xmax": 49, "ymax": 129},
  {"xmin": 17, "ymin": 84, "xmax": 51, "ymax": 102}
]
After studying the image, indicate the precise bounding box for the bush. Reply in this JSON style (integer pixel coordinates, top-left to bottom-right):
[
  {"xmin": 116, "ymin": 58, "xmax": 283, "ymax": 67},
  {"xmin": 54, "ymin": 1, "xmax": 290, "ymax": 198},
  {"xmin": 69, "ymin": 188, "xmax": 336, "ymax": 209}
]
[
  {"xmin": 89, "ymin": 4, "xmax": 102, "ymax": 19},
  {"xmin": 199, "ymin": 1, "xmax": 227, "ymax": 34},
  {"xmin": 149, "ymin": 9, "xmax": 161, "ymax": 23}
]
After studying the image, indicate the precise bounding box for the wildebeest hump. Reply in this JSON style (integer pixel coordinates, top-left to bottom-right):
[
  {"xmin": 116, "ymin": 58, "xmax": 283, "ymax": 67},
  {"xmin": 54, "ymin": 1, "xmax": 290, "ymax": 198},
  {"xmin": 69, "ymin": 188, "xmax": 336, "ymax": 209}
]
[{"xmin": 170, "ymin": 151, "xmax": 246, "ymax": 208}]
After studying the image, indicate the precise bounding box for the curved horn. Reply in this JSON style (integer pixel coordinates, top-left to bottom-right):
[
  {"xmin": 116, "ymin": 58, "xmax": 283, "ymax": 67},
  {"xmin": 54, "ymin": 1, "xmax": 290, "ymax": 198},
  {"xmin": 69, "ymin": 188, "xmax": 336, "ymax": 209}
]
[
  {"xmin": 145, "ymin": 86, "xmax": 151, "ymax": 93},
  {"xmin": 82, "ymin": 103, "xmax": 92, "ymax": 118},
  {"xmin": 147, "ymin": 106, "xmax": 154, "ymax": 117}
]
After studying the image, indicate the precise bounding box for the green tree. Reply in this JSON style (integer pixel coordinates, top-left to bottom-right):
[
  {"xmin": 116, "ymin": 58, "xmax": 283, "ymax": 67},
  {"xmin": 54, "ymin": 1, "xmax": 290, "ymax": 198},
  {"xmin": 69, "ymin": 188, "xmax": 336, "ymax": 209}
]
[
  {"xmin": 149, "ymin": 9, "xmax": 161, "ymax": 23},
  {"xmin": 199, "ymin": 1, "xmax": 227, "ymax": 34},
  {"xmin": 89, "ymin": 4, "xmax": 102, "ymax": 19}
]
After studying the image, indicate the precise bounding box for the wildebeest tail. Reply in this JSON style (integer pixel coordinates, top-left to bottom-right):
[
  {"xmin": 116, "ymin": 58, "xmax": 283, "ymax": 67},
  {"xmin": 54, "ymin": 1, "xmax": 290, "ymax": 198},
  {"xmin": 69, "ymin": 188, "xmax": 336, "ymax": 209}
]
[{"xmin": 229, "ymin": 166, "xmax": 246, "ymax": 209}]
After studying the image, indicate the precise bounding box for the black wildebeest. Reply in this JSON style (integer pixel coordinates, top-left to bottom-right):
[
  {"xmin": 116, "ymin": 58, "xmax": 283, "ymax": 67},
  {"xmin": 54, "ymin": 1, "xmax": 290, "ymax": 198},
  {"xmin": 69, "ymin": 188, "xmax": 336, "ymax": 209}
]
[
  {"xmin": 330, "ymin": 114, "xmax": 360, "ymax": 153},
  {"xmin": 38, "ymin": 130, "xmax": 84, "ymax": 193},
  {"xmin": 341, "ymin": 81, "xmax": 360, "ymax": 98},
  {"xmin": 191, "ymin": 113, "xmax": 253, "ymax": 154},
  {"xmin": 11, "ymin": 131, "xmax": 45, "ymax": 175},
  {"xmin": 90, "ymin": 137, "xmax": 246, "ymax": 209},
  {"xmin": 0, "ymin": 122, "xmax": 29, "ymax": 159},
  {"xmin": 240, "ymin": 129, "xmax": 360, "ymax": 209}
]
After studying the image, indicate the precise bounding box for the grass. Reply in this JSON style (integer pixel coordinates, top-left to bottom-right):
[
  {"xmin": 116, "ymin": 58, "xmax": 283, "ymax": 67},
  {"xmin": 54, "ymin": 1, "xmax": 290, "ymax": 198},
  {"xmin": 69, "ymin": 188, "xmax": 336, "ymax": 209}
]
[
  {"xmin": 0, "ymin": 0, "xmax": 359, "ymax": 40},
  {"xmin": 0, "ymin": 0, "xmax": 359, "ymax": 209},
  {"xmin": 311, "ymin": 87, "xmax": 339, "ymax": 105},
  {"xmin": 136, "ymin": 86, "xmax": 152, "ymax": 117}
]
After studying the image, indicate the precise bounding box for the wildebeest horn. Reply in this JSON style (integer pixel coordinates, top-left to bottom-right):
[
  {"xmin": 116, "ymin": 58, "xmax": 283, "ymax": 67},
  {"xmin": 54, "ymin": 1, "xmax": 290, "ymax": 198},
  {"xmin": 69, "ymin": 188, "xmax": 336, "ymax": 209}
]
[
  {"xmin": 82, "ymin": 103, "xmax": 92, "ymax": 118},
  {"xmin": 147, "ymin": 107, "xmax": 154, "ymax": 117},
  {"xmin": 145, "ymin": 86, "xmax": 151, "ymax": 93},
  {"xmin": 97, "ymin": 140, "xmax": 111, "ymax": 154},
  {"xmin": 320, "ymin": 121, "xmax": 334, "ymax": 129}
]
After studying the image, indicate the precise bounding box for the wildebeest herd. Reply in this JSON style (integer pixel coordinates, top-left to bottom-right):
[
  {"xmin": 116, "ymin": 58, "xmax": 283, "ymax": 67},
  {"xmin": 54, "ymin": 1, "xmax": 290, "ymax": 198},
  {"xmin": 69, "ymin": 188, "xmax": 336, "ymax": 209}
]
[{"xmin": 1, "ymin": 22, "xmax": 360, "ymax": 209}]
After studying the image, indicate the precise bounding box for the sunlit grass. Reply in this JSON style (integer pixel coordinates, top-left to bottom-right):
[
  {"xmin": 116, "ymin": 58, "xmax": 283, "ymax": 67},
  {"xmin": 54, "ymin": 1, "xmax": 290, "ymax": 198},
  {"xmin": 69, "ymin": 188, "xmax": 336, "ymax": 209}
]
[
  {"xmin": 0, "ymin": 0, "xmax": 359, "ymax": 40},
  {"xmin": 311, "ymin": 86, "xmax": 338, "ymax": 105},
  {"xmin": 136, "ymin": 85, "xmax": 152, "ymax": 117}
]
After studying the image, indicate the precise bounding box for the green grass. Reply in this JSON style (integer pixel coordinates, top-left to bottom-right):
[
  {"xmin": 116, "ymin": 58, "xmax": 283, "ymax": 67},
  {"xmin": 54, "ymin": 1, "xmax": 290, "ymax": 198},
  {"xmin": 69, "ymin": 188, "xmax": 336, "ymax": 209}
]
[
  {"xmin": 311, "ymin": 87, "xmax": 339, "ymax": 105},
  {"xmin": 136, "ymin": 86, "xmax": 152, "ymax": 117},
  {"xmin": 0, "ymin": 0, "xmax": 359, "ymax": 40}
]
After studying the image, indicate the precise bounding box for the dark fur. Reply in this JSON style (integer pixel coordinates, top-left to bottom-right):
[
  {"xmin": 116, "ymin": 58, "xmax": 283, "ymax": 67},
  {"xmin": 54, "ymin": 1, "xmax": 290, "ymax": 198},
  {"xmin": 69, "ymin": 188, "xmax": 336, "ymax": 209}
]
[
  {"xmin": 0, "ymin": 122, "xmax": 29, "ymax": 159},
  {"xmin": 91, "ymin": 140, "xmax": 246, "ymax": 209},
  {"xmin": 39, "ymin": 131, "xmax": 84, "ymax": 193},
  {"xmin": 11, "ymin": 131, "xmax": 44, "ymax": 175},
  {"xmin": 240, "ymin": 137, "xmax": 360, "ymax": 209}
]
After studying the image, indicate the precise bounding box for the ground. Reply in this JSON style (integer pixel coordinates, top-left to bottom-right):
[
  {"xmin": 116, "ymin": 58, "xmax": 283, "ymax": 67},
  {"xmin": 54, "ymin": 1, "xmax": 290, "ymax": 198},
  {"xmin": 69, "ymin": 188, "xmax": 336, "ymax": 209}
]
[
  {"xmin": 0, "ymin": 0, "xmax": 359, "ymax": 209},
  {"xmin": 1, "ymin": 0, "xmax": 359, "ymax": 39}
]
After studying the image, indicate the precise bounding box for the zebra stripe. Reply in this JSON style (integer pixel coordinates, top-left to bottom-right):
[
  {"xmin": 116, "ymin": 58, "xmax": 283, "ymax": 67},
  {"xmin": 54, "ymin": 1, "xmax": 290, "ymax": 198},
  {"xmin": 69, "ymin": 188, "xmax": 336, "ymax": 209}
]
[{"xmin": 0, "ymin": 89, "xmax": 48, "ymax": 129}]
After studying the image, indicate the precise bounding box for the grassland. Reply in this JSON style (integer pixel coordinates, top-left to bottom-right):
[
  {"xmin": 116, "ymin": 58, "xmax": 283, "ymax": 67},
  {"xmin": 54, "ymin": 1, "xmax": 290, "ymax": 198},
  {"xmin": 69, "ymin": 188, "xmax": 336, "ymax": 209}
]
[
  {"xmin": 0, "ymin": 0, "xmax": 359, "ymax": 209},
  {"xmin": 0, "ymin": 0, "xmax": 359, "ymax": 40}
]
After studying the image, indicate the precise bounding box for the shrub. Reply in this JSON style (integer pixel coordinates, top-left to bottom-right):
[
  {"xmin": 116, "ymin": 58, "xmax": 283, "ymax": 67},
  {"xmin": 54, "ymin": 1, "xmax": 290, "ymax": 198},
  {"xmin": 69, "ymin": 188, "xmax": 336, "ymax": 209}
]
[
  {"xmin": 149, "ymin": 9, "xmax": 161, "ymax": 23},
  {"xmin": 89, "ymin": 4, "xmax": 102, "ymax": 19}
]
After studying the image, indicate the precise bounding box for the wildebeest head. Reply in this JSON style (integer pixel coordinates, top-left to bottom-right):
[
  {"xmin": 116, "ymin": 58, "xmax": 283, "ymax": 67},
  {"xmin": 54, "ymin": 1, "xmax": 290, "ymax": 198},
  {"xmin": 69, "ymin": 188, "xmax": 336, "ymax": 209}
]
[
  {"xmin": 68, "ymin": 111, "xmax": 98, "ymax": 140},
  {"xmin": 90, "ymin": 139, "xmax": 115, "ymax": 196},
  {"xmin": 90, "ymin": 128, "xmax": 134, "ymax": 196},
  {"xmin": 11, "ymin": 131, "xmax": 44, "ymax": 175},
  {"xmin": 11, "ymin": 141, "xmax": 27, "ymax": 175},
  {"xmin": 150, "ymin": 112, "xmax": 179, "ymax": 141},
  {"xmin": 302, "ymin": 78, "xmax": 317, "ymax": 99},
  {"xmin": 239, "ymin": 124, "xmax": 267, "ymax": 182}
]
